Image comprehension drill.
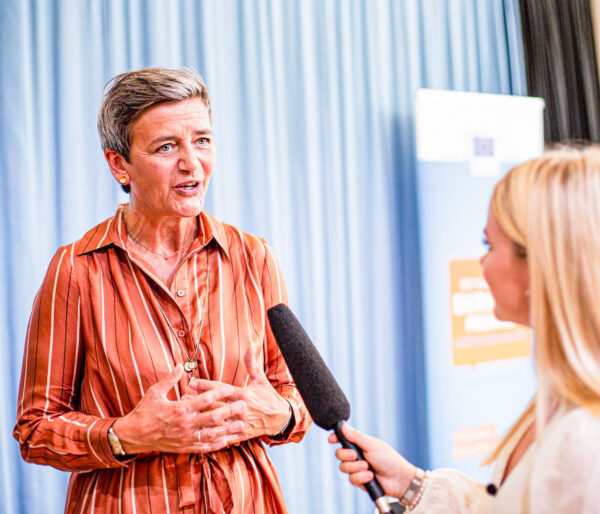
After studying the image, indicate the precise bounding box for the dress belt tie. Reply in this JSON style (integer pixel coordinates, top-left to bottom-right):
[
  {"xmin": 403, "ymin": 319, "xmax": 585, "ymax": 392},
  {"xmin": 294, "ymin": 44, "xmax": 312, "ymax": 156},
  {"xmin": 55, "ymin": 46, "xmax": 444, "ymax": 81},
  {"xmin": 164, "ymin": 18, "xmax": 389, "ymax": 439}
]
[{"xmin": 170, "ymin": 453, "xmax": 233, "ymax": 512}]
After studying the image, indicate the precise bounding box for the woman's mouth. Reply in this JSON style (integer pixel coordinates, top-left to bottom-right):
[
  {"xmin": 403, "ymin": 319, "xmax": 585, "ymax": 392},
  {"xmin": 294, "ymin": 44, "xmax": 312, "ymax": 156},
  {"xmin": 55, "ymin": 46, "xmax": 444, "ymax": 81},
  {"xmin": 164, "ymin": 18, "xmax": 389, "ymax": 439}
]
[{"xmin": 174, "ymin": 182, "xmax": 201, "ymax": 194}]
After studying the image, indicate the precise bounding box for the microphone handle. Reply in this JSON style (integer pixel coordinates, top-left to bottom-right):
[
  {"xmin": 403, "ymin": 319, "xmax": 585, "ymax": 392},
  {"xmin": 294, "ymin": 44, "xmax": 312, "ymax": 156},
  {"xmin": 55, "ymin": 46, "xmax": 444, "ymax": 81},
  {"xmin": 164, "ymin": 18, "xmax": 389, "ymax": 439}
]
[{"xmin": 333, "ymin": 421, "xmax": 393, "ymax": 514}]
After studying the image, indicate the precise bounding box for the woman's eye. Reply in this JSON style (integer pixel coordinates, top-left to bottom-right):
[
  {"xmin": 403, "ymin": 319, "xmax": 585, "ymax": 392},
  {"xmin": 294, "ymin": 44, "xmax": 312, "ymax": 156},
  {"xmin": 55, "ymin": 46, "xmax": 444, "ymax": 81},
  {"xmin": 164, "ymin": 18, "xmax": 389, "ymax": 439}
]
[
  {"xmin": 482, "ymin": 237, "xmax": 490, "ymax": 249},
  {"xmin": 157, "ymin": 143, "xmax": 174, "ymax": 152}
]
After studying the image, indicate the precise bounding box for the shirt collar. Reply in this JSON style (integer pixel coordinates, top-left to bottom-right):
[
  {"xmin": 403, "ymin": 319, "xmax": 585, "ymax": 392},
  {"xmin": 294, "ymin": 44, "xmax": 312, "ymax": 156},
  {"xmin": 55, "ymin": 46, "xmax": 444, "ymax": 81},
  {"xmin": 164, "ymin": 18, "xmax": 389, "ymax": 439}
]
[{"xmin": 75, "ymin": 204, "xmax": 231, "ymax": 260}]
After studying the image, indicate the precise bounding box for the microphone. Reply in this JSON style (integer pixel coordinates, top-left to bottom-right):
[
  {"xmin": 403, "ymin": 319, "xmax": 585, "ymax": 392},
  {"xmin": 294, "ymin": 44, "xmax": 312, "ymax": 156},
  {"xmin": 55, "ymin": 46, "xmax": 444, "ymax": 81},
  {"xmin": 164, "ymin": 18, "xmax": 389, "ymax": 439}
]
[{"xmin": 267, "ymin": 304, "xmax": 394, "ymax": 514}]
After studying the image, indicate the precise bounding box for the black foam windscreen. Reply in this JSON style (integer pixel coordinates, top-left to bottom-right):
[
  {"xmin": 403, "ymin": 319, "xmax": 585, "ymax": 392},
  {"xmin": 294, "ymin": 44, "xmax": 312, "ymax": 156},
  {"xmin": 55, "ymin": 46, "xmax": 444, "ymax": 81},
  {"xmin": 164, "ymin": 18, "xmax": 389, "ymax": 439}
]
[
  {"xmin": 267, "ymin": 303, "xmax": 350, "ymax": 430},
  {"xmin": 268, "ymin": 304, "xmax": 394, "ymax": 512}
]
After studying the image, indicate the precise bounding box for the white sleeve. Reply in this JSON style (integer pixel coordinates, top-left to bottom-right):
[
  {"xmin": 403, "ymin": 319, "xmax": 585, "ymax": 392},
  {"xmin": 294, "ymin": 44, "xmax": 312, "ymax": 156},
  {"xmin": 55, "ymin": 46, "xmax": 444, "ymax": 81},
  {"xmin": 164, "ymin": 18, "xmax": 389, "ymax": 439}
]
[
  {"xmin": 411, "ymin": 468, "xmax": 489, "ymax": 513},
  {"xmin": 528, "ymin": 408, "xmax": 600, "ymax": 513}
]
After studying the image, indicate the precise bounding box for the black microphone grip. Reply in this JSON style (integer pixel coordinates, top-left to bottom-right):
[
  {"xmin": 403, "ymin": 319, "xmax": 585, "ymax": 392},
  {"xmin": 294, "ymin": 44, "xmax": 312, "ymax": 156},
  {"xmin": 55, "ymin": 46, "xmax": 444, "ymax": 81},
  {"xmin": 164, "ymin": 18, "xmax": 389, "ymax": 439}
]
[{"xmin": 333, "ymin": 421, "xmax": 393, "ymax": 513}]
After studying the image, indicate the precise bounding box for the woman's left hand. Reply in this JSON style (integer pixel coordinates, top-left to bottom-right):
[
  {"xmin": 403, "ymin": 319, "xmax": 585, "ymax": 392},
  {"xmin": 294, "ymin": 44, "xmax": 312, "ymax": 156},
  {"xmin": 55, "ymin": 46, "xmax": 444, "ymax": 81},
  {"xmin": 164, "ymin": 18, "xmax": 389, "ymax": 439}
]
[{"xmin": 189, "ymin": 345, "xmax": 291, "ymax": 451}]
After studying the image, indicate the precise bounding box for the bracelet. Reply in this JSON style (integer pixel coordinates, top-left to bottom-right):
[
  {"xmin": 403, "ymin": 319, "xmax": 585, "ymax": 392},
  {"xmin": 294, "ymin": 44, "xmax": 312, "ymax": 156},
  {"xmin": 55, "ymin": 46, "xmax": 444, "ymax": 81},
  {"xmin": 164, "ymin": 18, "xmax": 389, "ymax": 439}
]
[
  {"xmin": 107, "ymin": 425, "xmax": 126, "ymax": 457},
  {"xmin": 272, "ymin": 399, "xmax": 294, "ymax": 437},
  {"xmin": 408, "ymin": 470, "xmax": 429, "ymax": 510},
  {"xmin": 399, "ymin": 467, "xmax": 429, "ymax": 509}
]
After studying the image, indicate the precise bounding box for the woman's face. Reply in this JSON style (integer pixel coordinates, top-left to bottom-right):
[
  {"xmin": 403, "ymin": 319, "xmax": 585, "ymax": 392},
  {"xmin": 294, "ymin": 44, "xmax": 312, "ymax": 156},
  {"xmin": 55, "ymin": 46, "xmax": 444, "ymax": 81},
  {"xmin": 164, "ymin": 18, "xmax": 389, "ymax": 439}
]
[
  {"xmin": 107, "ymin": 97, "xmax": 216, "ymax": 222},
  {"xmin": 480, "ymin": 208, "xmax": 530, "ymax": 326}
]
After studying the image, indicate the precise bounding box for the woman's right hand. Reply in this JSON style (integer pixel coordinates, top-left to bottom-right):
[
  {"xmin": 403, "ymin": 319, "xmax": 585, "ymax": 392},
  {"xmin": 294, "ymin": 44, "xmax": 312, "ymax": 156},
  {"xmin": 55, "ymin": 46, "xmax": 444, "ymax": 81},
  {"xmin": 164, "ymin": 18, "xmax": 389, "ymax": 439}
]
[
  {"xmin": 328, "ymin": 422, "xmax": 416, "ymax": 499},
  {"xmin": 112, "ymin": 364, "xmax": 246, "ymax": 454}
]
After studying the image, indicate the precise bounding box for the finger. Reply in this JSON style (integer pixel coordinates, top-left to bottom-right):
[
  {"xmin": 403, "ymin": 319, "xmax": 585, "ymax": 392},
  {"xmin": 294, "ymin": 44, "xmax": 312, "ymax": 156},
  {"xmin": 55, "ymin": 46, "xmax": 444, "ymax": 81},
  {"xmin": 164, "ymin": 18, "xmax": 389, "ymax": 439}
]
[
  {"xmin": 186, "ymin": 384, "xmax": 240, "ymax": 411},
  {"xmin": 340, "ymin": 422, "xmax": 373, "ymax": 449},
  {"xmin": 328, "ymin": 433, "xmax": 339, "ymax": 444},
  {"xmin": 189, "ymin": 398, "xmax": 229, "ymax": 414},
  {"xmin": 196, "ymin": 419, "xmax": 245, "ymax": 445},
  {"xmin": 189, "ymin": 380, "xmax": 241, "ymax": 403},
  {"xmin": 335, "ymin": 448, "xmax": 360, "ymax": 462},
  {"xmin": 195, "ymin": 400, "xmax": 247, "ymax": 428},
  {"xmin": 196, "ymin": 434, "xmax": 242, "ymax": 454},
  {"xmin": 348, "ymin": 470, "xmax": 375, "ymax": 487},
  {"xmin": 339, "ymin": 460, "xmax": 370, "ymax": 474},
  {"xmin": 194, "ymin": 415, "xmax": 248, "ymax": 453},
  {"xmin": 189, "ymin": 378, "xmax": 221, "ymax": 392},
  {"xmin": 149, "ymin": 364, "xmax": 184, "ymax": 397},
  {"xmin": 208, "ymin": 400, "xmax": 228, "ymax": 410},
  {"xmin": 244, "ymin": 344, "xmax": 268, "ymax": 385}
]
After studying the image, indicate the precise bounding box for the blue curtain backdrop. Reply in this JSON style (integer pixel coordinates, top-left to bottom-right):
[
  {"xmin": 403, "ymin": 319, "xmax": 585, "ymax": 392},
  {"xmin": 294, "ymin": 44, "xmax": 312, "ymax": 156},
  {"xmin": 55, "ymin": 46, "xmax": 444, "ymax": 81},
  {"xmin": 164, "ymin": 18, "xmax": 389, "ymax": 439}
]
[{"xmin": 0, "ymin": 1, "xmax": 526, "ymax": 512}]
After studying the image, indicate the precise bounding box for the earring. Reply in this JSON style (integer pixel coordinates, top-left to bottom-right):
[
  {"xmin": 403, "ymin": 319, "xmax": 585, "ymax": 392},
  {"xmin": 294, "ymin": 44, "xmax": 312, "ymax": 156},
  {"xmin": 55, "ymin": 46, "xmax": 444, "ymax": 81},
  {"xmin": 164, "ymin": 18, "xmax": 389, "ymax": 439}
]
[{"xmin": 118, "ymin": 176, "xmax": 129, "ymax": 185}]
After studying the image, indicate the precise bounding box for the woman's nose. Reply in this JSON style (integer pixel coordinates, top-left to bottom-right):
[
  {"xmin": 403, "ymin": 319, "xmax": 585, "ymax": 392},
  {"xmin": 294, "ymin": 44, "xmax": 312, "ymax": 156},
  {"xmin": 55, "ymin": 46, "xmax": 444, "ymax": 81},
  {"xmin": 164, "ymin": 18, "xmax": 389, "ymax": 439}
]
[{"xmin": 178, "ymin": 144, "xmax": 201, "ymax": 173}]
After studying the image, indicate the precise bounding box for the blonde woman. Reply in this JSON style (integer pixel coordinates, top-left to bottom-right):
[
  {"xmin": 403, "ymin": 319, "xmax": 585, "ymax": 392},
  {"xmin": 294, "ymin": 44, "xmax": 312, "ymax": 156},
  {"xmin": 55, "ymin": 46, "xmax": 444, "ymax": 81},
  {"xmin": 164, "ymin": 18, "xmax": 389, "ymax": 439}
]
[{"xmin": 330, "ymin": 147, "xmax": 600, "ymax": 512}]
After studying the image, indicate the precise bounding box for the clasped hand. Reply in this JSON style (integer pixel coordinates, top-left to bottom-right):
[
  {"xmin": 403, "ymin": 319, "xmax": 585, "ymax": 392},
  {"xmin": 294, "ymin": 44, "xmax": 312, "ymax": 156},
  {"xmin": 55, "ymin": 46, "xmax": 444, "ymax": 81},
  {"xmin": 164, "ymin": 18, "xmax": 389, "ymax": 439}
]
[{"xmin": 113, "ymin": 345, "xmax": 290, "ymax": 455}]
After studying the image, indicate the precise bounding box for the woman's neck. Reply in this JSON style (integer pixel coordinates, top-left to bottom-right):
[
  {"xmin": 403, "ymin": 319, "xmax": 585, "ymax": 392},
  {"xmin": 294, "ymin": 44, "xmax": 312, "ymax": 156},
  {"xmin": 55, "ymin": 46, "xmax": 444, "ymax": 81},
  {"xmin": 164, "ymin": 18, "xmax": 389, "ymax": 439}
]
[{"xmin": 122, "ymin": 205, "xmax": 198, "ymax": 260}]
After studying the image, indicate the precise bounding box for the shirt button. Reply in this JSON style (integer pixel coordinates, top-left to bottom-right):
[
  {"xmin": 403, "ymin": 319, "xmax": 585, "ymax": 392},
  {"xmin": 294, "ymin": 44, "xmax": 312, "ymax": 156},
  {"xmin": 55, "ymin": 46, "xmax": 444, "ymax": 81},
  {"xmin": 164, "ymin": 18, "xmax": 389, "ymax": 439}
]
[
  {"xmin": 177, "ymin": 290, "xmax": 185, "ymax": 297},
  {"xmin": 178, "ymin": 330, "xmax": 186, "ymax": 338}
]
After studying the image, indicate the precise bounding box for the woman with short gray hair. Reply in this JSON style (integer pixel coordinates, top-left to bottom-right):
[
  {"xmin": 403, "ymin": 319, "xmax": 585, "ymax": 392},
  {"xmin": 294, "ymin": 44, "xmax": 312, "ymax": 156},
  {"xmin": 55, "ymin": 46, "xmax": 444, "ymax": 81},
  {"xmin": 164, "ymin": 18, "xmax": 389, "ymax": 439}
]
[{"xmin": 14, "ymin": 67, "xmax": 311, "ymax": 513}]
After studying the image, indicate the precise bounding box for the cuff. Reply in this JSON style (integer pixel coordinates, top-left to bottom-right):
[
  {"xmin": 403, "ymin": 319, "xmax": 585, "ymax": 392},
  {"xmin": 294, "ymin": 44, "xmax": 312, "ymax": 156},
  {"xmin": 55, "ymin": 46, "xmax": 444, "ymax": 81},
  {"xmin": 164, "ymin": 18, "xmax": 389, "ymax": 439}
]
[
  {"xmin": 263, "ymin": 396, "xmax": 301, "ymax": 446},
  {"xmin": 87, "ymin": 417, "xmax": 135, "ymax": 467}
]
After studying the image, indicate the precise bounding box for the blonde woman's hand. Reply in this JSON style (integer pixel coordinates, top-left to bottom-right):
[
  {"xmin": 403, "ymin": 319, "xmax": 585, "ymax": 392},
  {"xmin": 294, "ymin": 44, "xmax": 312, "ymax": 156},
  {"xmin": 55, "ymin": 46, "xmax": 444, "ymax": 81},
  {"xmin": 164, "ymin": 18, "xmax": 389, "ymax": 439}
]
[{"xmin": 328, "ymin": 422, "xmax": 416, "ymax": 499}]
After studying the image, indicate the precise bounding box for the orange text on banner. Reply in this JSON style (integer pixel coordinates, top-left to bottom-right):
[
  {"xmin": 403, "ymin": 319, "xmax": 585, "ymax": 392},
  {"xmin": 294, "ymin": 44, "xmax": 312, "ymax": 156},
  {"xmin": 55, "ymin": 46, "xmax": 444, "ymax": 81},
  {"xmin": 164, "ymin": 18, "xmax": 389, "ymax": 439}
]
[{"xmin": 450, "ymin": 259, "xmax": 530, "ymax": 366}]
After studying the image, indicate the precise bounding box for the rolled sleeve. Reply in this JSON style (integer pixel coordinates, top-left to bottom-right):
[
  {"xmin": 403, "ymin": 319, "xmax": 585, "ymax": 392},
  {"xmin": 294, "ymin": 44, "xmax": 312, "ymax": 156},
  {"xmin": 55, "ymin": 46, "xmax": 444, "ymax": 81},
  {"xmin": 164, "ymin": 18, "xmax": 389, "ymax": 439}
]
[
  {"xmin": 13, "ymin": 247, "xmax": 129, "ymax": 471},
  {"xmin": 259, "ymin": 240, "xmax": 312, "ymax": 445}
]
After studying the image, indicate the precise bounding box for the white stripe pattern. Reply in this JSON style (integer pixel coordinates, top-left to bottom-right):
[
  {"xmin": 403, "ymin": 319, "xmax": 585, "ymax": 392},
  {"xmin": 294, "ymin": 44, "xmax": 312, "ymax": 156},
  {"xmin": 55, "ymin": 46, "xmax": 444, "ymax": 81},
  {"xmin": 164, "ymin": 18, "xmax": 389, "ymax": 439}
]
[
  {"xmin": 59, "ymin": 416, "xmax": 86, "ymax": 427},
  {"xmin": 99, "ymin": 267, "xmax": 125, "ymax": 416},
  {"xmin": 89, "ymin": 475, "xmax": 98, "ymax": 514},
  {"xmin": 87, "ymin": 377, "xmax": 106, "ymax": 418},
  {"xmin": 264, "ymin": 242, "xmax": 283, "ymax": 303},
  {"xmin": 160, "ymin": 458, "xmax": 171, "ymax": 514},
  {"xmin": 217, "ymin": 251, "xmax": 226, "ymax": 382},
  {"xmin": 79, "ymin": 473, "xmax": 97, "ymax": 514},
  {"xmin": 239, "ymin": 231, "xmax": 266, "ymax": 334},
  {"xmin": 43, "ymin": 248, "xmax": 67, "ymax": 416},
  {"xmin": 130, "ymin": 461, "xmax": 137, "ymax": 514},
  {"xmin": 72, "ymin": 298, "xmax": 81, "ymax": 394},
  {"xmin": 240, "ymin": 232, "xmax": 267, "ymax": 387},
  {"xmin": 234, "ymin": 455, "xmax": 246, "ymax": 509},
  {"xmin": 118, "ymin": 467, "xmax": 124, "ymax": 514},
  {"xmin": 193, "ymin": 253, "xmax": 211, "ymax": 379},
  {"xmin": 125, "ymin": 257, "xmax": 178, "ymax": 398},
  {"xmin": 27, "ymin": 443, "xmax": 68, "ymax": 455},
  {"xmin": 128, "ymin": 322, "xmax": 145, "ymax": 397},
  {"xmin": 18, "ymin": 313, "xmax": 34, "ymax": 416},
  {"xmin": 96, "ymin": 216, "xmax": 114, "ymax": 249},
  {"xmin": 245, "ymin": 445, "xmax": 265, "ymax": 514},
  {"xmin": 85, "ymin": 419, "xmax": 104, "ymax": 462}
]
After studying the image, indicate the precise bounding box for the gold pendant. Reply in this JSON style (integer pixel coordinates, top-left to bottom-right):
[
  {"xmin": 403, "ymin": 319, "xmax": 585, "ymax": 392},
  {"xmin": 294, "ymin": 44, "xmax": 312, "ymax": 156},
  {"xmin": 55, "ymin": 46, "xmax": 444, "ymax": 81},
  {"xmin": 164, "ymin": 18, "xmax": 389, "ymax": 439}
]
[{"xmin": 184, "ymin": 360, "xmax": 198, "ymax": 373}]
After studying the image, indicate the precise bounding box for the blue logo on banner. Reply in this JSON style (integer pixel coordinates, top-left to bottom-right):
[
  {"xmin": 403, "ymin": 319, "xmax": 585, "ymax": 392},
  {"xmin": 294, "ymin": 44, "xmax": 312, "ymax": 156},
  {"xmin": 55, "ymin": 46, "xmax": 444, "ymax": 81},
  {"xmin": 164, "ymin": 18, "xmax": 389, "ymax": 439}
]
[{"xmin": 473, "ymin": 137, "xmax": 494, "ymax": 157}]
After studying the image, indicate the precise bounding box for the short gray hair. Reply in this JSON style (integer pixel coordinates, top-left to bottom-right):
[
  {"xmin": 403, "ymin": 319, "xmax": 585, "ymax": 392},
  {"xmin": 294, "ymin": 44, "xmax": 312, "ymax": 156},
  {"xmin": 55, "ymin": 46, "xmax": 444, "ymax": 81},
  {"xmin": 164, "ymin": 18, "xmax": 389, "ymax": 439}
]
[{"xmin": 98, "ymin": 67, "xmax": 211, "ymax": 191}]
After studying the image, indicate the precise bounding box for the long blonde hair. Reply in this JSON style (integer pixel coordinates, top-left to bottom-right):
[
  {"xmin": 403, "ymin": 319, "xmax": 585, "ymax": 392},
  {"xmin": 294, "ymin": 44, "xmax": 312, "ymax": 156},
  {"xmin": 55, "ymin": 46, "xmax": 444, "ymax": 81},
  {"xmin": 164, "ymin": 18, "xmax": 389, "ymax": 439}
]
[{"xmin": 485, "ymin": 146, "xmax": 600, "ymax": 463}]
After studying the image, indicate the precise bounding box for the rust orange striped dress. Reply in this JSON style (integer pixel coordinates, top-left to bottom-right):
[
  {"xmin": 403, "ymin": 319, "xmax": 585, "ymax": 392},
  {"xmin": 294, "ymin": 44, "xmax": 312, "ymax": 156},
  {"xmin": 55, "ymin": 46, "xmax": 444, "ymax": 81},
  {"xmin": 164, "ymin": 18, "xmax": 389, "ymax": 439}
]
[{"xmin": 13, "ymin": 204, "xmax": 311, "ymax": 513}]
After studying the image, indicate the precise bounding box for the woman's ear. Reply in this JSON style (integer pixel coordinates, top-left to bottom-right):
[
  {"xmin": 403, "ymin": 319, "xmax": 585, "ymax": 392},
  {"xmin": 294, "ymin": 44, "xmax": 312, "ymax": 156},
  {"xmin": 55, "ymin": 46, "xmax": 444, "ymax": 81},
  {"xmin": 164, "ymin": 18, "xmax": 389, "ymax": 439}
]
[{"xmin": 104, "ymin": 149, "xmax": 130, "ymax": 185}]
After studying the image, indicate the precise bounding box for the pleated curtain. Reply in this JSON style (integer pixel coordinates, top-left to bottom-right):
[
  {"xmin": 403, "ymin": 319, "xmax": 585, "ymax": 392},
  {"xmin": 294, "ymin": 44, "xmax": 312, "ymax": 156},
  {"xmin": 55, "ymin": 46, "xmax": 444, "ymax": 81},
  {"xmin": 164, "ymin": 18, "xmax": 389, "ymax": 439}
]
[{"xmin": 0, "ymin": 1, "xmax": 525, "ymax": 512}]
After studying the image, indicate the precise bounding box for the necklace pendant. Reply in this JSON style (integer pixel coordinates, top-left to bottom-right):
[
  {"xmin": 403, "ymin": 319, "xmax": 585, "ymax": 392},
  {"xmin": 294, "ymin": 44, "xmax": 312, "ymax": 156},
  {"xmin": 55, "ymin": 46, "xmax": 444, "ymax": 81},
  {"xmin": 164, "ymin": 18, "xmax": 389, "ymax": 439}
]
[{"xmin": 184, "ymin": 360, "xmax": 198, "ymax": 373}]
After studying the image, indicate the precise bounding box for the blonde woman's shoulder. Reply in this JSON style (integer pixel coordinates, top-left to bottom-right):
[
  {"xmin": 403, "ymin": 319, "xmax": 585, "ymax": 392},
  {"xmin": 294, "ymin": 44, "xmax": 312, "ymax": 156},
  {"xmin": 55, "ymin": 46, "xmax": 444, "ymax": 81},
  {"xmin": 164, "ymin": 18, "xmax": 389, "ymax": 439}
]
[{"xmin": 528, "ymin": 405, "xmax": 600, "ymax": 513}]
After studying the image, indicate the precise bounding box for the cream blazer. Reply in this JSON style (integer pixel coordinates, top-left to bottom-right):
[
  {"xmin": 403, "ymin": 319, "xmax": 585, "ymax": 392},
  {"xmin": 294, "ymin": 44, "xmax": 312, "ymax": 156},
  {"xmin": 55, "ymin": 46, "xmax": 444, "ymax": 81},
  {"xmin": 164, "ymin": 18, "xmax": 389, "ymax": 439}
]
[{"xmin": 412, "ymin": 405, "xmax": 600, "ymax": 513}]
